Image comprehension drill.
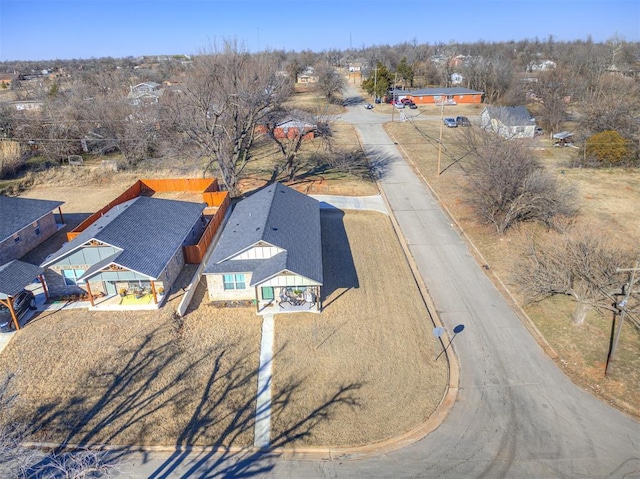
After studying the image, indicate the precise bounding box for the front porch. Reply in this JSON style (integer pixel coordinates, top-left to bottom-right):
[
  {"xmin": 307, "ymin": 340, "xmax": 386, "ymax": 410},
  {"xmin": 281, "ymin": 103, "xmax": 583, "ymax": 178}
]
[
  {"xmin": 256, "ymin": 285, "xmax": 321, "ymax": 315},
  {"xmin": 257, "ymin": 298, "xmax": 320, "ymax": 315}
]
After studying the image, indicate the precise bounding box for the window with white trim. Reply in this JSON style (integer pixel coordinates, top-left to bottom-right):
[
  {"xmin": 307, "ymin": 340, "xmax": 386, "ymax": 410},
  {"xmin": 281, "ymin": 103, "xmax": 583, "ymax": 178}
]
[{"xmin": 223, "ymin": 274, "xmax": 246, "ymax": 290}]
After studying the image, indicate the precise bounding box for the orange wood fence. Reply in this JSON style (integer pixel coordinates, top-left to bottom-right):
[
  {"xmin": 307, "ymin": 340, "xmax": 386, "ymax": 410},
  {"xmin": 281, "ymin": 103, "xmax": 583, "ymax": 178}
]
[
  {"xmin": 183, "ymin": 192, "xmax": 230, "ymax": 264},
  {"xmin": 66, "ymin": 178, "xmax": 220, "ymax": 241},
  {"xmin": 67, "ymin": 180, "xmax": 143, "ymax": 240}
]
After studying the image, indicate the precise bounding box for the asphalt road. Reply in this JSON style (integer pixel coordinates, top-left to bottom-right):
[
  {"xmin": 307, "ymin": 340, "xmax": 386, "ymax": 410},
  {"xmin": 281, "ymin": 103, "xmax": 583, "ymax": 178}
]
[{"xmin": 112, "ymin": 87, "xmax": 639, "ymax": 478}]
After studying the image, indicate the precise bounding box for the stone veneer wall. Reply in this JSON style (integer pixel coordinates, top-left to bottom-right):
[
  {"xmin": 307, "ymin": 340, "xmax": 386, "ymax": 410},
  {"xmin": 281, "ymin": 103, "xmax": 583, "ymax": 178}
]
[
  {"xmin": 0, "ymin": 212, "xmax": 58, "ymax": 263},
  {"xmin": 205, "ymin": 273, "xmax": 254, "ymax": 301}
]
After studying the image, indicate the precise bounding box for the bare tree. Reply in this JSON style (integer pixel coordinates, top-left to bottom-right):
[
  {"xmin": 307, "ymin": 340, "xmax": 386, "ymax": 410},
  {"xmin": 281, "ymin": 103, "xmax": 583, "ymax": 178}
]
[
  {"xmin": 459, "ymin": 129, "xmax": 577, "ymax": 234},
  {"xmin": 0, "ymin": 373, "xmax": 118, "ymax": 478},
  {"xmin": 513, "ymin": 230, "xmax": 634, "ymax": 325},
  {"xmin": 262, "ymin": 108, "xmax": 331, "ymax": 181},
  {"xmin": 578, "ymin": 74, "xmax": 639, "ymax": 139},
  {"xmin": 530, "ymin": 66, "xmax": 574, "ymax": 133},
  {"xmin": 313, "ymin": 61, "xmax": 345, "ymax": 104},
  {"xmin": 159, "ymin": 42, "xmax": 293, "ymax": 196}
]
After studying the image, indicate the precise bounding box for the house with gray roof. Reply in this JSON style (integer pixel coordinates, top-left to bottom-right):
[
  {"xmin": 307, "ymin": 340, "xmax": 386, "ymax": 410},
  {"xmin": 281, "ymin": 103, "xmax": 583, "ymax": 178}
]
[
  {"xmin": 0, "ymin": 196, "xmax": 64, "ymax": 265},
  {"xmin": 203, "ymin": 182, "xmax": 323, "ymax": 314},
  {"xmin": 41, "ymin": 196, "xmax": 206, "ymax": 308},
  {"xmin": 0, "ymin": 196, "xmax": 63, "ymax": 327},
  {"xmin": 480, "ymin": 105, "xmax": 537, "ymax": 138}
]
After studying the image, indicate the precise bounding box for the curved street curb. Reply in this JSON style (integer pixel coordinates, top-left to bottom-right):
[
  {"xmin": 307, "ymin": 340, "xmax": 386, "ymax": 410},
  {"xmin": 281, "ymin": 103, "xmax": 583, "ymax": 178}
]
[{"xmin": 386, "ymin": 128, "xmax": 559, "ymax": 361}]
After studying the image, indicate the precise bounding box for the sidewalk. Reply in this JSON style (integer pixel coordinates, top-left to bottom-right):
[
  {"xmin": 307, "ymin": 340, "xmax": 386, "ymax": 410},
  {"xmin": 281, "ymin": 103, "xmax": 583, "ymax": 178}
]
[{"xmin": 310, "ymin": 194, "xmax": 388, "ymax": 215}]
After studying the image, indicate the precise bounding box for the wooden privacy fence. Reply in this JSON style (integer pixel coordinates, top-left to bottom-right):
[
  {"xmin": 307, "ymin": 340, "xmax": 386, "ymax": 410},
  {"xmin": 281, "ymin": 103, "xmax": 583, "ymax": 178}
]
[
  {"xmin": 183, "ymin": 192, "xmax": 230, "ymax": 264},
  {"xmin": 67, "ymin": 178, "xmax": 220, "ymax": 241},
  {"xmin": 140, "ymin": 177, "xmax": 218, "ymax": 195},
  {"xmin": 67, "ymin": 180, "xmax": 143, "ymax": 240}
]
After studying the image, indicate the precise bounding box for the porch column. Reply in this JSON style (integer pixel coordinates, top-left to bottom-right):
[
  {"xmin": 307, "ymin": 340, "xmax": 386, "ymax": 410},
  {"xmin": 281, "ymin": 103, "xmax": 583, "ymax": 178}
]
[
  {"xmin": 255, "ymin": 287, "xmax": 259, "ymax": 313},
  {"xmin": 150, "ymin": 280, "xmax": 158, "ymax": 304},
  {"xmin": 0, "ymin": 297, "xmax": 20, "ymax": 331},
  {"xmin": 85, "ymin": 281, "xmax": 95, "ymax": 307},
  {"xmin": 57, "ymin": 206, "xmax": 65, "ymax": 225},
  {"xmin": 38, "ymin": 274, "xmax": 49, "ymax": 301}
]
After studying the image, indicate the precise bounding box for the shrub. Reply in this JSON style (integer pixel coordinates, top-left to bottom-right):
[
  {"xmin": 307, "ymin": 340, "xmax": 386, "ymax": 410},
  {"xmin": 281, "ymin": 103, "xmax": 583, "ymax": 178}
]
[{"xmin": 585, "ymin": 130, "xmax": 631, "ymax": 165}]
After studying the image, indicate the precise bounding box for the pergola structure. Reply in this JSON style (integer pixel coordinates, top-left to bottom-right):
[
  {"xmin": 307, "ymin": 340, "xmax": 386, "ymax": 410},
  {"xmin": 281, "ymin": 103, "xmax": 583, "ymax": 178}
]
[{"xmin": 0, "ymin": 260, "xmax": 48, "ymax": 330}]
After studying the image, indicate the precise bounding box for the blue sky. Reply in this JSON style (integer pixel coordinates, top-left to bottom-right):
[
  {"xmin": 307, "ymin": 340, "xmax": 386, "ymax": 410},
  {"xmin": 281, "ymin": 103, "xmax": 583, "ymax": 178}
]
[{"xmin": 0, "ymin": 0, "xmax": 638, "ymax": 61}]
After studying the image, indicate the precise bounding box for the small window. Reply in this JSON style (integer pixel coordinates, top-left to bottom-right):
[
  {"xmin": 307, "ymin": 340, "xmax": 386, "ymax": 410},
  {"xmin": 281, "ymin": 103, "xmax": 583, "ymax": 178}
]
[
  {"xmin": 62, "ymin": 268, "xmax": 85, "ymax": 286},
  {"xmin": 14, "ymin": 236, "xmax": 20, "ymax": 243},
  {"xmin": 223, "ymin": 274, "xmax": 246, "ymax": 290},
  {"xmin": 34, "ymin": 226, "xmax": 41, "ymax": 236}
]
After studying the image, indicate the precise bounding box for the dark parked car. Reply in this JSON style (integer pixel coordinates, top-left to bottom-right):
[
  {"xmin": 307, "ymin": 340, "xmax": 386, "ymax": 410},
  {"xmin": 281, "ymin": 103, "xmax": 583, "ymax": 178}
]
[
  {"xmin": 443, "ymin": 118, "xmax": 458, "ymax": 128},
  {"xmin": 456, "ymin": 116, "xmax": 471, "ymax": 127},
  {"xmin": 364, "ymin": 103, "xmax": 374, "ymax": 109},
  {"xmin": 408, "ymin": 102, "xmax": 418, "ymax": 109},
  {"xmin": 0, "ymin": 289, "xmax": 36, "ymax": 331}
]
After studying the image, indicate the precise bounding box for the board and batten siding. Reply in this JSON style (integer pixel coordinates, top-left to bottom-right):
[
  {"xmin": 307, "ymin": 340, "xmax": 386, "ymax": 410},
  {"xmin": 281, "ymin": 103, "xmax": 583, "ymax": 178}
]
[
  {"xmin": 260, "ymin": 274, "xmax": 321, "ymax": 288},
  {"xmin": 52, "ymin": 245, "xmax": 120, "ymax": 266}
]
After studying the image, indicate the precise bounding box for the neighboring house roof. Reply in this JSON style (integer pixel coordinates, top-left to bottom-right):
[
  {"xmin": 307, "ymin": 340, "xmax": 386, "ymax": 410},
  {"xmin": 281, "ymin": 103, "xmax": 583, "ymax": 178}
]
[
  {"xmin": 42, "ymin": 196, "xmax": 205, "ymax": 280},
  {"xmin": 0, "ymin": 260, "xmax": 43, "ymax": 299},
  {"xmin": 131, "ymin": 81, "xmax": 161, "ymax": 91},
  {"xmin": 409, "ymin": 87, "xmax": 484, "ymax": 96},
  {"xmin": 204, "ymin": 182, "xmax": 323, "ymax": 286},
  {"xmin": 0, "ymin": 196, "xmax": 63, "ymax": 243},
  {"xmin": 276, "ymin": 116, "xmax": 315, "ymax": 133},
  {"xmin": 483, "ymin": 105, "xmax": 533, "ymax": 126}
]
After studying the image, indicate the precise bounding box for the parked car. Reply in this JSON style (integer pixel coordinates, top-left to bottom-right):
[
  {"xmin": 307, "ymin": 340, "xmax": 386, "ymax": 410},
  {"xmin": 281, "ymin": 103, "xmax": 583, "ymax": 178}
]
[
  {"xmin": 455, "ymin": 116, "xmax": 471, "ymax": 127},
  {"xmin": 364, "ymin": 103, "xmax": 374, "ymax": 109},
  {"xmin": 400, "ymin": 98, "xmax": 413, "ymax": 105},
  {"xmin": 394, "ymin": 102, "xmax": 405, "ymax": 109},
  {"xmin": 0, "ymin": 289, "xmax": 36, "ymax": 331},
  {"xmin": 408, "ymin": 102, "xmax": 418, "ymax": 109},
  {"xmin": 443, "ymin": 118, "xmax": 458, "ymax": 127}
]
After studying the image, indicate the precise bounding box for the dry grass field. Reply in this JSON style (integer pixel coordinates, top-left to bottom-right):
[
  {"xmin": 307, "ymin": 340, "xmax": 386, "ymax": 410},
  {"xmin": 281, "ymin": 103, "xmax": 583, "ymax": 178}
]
[
  {"xmin": 0, "ymin": 177, "xmax": 448, "ymax": 448},
  {"xmin": 384, "ymin": 114, "xmax": 640, "ymax": 419}
]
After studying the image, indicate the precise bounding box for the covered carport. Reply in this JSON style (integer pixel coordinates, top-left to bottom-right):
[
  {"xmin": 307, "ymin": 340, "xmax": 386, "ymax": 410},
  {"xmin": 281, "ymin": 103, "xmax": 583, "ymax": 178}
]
[{"xmin": 0, "ymin": 260, "xmax": 48, "ymax": 330}]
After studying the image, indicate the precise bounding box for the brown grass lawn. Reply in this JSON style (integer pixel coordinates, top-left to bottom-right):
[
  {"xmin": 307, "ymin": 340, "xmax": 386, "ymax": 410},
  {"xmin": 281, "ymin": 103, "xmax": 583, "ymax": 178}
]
[
  {"xmin": 0, "ymin": 291, "xmax": 263, "ymax": 447},
  {"xmin": 1, "ymin": 179, "xmax": 448, "ymax": 447},
  {"xmin": 384, "ymin": 117, "xmax": 640, "ymax": 419},
  {"xmin": 271, "ymin": 210, "xmax": 448, "ymax": 447}
]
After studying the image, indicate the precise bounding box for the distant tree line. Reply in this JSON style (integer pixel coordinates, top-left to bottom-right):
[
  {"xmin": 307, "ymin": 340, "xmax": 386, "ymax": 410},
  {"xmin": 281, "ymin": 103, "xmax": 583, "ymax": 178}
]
[{"xmin": 0, "ymin": 37, "xmax": 638, "ymax": 187}]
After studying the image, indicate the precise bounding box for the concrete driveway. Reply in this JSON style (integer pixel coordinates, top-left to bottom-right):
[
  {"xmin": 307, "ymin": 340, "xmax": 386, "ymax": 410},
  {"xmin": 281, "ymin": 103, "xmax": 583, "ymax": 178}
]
[{"xmin": 110, "ymin": 86, "xmax": 640, "ymax": 478}]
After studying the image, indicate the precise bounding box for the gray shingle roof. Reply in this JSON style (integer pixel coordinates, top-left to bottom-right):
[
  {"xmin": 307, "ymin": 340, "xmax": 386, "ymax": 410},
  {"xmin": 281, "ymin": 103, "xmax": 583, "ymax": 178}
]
[
  {"xmin": 42, "ymin": 197, "xmax": 205, "ymax": 279},
  {"xmin": 0, "ymin": 196, "xmax": 63, "ymax": 242},
  {"xmin": 484, "ymin": 105, "xmax": 533, "ymax": 126},
  {"xmin": 0, "ymin": 260, "xmax": 43, "ymax": 298},
  {"xmin": 204, "ymin": 183, "xmax": 322, "ymax": 285}
]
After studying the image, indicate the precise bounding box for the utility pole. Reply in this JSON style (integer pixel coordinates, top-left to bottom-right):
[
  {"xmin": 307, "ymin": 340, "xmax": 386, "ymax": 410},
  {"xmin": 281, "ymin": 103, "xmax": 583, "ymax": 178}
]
[
  {"xmin": 373, "ymin": 64, "xmax": 377, "ymax": 103},
  {"xmin": 437, "ymin": 97, "xmax": 445, "ymax": 175},
  {"xmin": 391, "ymin": 71, "xmax": 398, "ymax": 122},
  {"xmin": 606, "ymin": 260, "xmax": 640, "ymax": 376}
]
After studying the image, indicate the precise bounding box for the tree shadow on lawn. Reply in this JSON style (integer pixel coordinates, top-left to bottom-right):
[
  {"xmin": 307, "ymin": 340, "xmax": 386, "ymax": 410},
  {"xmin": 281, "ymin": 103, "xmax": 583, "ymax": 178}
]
[{"xmin": 20, "ymin": 326, "xmax": 362, "ymax": 478}]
